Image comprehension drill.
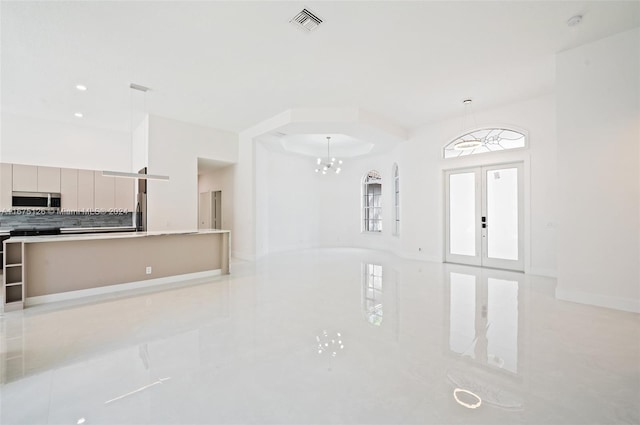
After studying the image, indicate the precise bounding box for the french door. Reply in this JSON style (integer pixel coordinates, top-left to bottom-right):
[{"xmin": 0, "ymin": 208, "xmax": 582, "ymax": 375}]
[{"xmin": 445, "ymin": 163, "xmax": 524, "ymax": 271}]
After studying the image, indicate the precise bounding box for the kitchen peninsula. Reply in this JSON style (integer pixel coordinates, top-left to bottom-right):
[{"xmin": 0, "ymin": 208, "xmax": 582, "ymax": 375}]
[{"xmin": 2, "ymin": 229, "xmax": 230, "ymax": 311}]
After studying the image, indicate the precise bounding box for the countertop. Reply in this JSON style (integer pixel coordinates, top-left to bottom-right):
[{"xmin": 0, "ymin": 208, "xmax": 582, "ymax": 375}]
[
  {"xmin": 0, "ymin": 226, "xmax": 136, "ymax": 236},
  {"xmin": 60, "ymin": 226, "xmax": 136, "ymax": 234},
  {"xmin": 5, "ymin": 229, "xmax": 230, "ymax": 244}
]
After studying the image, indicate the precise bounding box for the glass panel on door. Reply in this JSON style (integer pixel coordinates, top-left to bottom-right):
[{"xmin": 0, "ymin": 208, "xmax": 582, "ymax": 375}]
[
  {"xmin": 449, "ymin": 172, "xmax": 477, "ymax": 256},
  {"xmin": 486, "ymin": 167, "xmax": 519, "ymax": 261},
  {"xmin": 445, "ymin": 163, "xmax": 524, "ymax": 271}
]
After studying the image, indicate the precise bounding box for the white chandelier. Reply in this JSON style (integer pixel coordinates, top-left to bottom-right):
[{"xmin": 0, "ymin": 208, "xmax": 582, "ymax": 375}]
[{"xmin": 315, "ymin": 136, "xmax": 343, "ymax": 174}]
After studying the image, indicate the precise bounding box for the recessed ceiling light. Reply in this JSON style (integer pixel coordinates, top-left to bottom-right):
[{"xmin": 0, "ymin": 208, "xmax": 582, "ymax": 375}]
[
  {"xmin": 75, "ymin": 84, "xmax": 87, "ymax": 91},
  {"xmin": 74, "ymin": 112, "xmax": 83, "ymax": 118}
]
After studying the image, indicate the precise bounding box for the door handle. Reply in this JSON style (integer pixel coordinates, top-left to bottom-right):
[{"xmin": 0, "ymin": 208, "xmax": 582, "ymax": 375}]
[{"xmin": 481, "ymin": 216, "xmax": 487, "ymax": 228}]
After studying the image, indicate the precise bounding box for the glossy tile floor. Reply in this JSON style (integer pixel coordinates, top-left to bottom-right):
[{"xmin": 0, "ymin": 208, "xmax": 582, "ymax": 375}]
[{"xmin": 1, "ymin": 248, "xmax": 639, "ymax": 424}]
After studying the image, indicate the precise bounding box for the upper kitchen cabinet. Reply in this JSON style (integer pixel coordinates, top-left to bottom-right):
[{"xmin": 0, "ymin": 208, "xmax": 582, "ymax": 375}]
[
  {"xmin": 60, "ymin": 168, "xmax": 79, "ymax": 211},
  {"xmin": 0, "ymin": 164, "xmax": 12, "ymax": 210},
  {"xmin": 94, "ymin": 171, "xmax": 115, "ymax": 210},
  {"xmin": 37, "ymin": 166, "xmax": 61, "ymax": 192},
  {"xmin": 114, "ymin": 177, "xmax": 135, "ymax": 211},
  {"xmin": 77, "ymin": 169, "xmax": 94, "ymax": 210},
  {"xmin": 3, "ymin": 164, "xmax": 136, "ymax": 212},
  {"xmin": 12, "ymin": 164, "xmax": 38, "ymax": 192},
  {"xmin": 12, "ymin": 164, "xmax": 61, "ymax": 193}
]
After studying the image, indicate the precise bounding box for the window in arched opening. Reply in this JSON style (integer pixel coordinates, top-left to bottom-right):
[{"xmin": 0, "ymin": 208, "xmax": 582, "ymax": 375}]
[
  {"xmin": 443, "ymin": 128, "xmax": 526, "ymax": 159},
  {"xmin": 393, "ymin": 163, "xmax": 399, "ymax": 236},
  {"xmin": 363, "ymin": 170, "xmax": 382, "ymax": 232}
]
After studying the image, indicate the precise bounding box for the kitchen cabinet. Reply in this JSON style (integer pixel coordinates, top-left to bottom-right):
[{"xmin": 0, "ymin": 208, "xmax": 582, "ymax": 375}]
[
  {"xmin": 17, "ymin": 231, "xmax": 230, "ymax": 310},
  {"xmin": 94, "ymin": 171, "xmax": 115, "ymax": 210},
  {"xmin": 0, "ymin": 235, "xmax": 9, "ymax": 270},
  {"xmin": 0, "ymin": 163, "xmax": 12, "ymax": 210},
  {"xmin": 60, "ymin": 168, "xmax": 79, "ymax": 211},
  {"xmin": 77, "ymin": 170, "xmax": 94, "ymax": 210},
  {"xmin": 12, "ymin": 164, "xmax": 38, "ymax": 192},
  {"xmin": 37, "ymin": 166, "xmax": 61, "ymax": 193},
  {"xmin": 66, "ymin": 169, "xmax": 130, "ymax": 211},
  {"xmin": 3, "ymin": 163, "xmax": 138, "ymax": 212},
  {"xmin": 3, "ymin": 240, "xmax": 24, "ymax": 311},
  {"xmin": 114, "ymin": 177, "xmax": 135, "ymax": 211},
  {"xmin": 11, "ymin": 165, "xmax": 61, "ymax": 193}
]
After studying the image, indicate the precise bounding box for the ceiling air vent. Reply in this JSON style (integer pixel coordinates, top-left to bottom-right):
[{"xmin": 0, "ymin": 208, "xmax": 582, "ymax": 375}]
[{"xmin": 290, "ymin": 8, "xmax": 323, "ymax": 32}]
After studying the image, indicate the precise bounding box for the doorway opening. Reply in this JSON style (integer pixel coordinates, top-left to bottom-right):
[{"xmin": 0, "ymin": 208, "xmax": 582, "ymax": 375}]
[{"xmin": 199, "ymin": 190, "xmax": 222, "ymax": 229}]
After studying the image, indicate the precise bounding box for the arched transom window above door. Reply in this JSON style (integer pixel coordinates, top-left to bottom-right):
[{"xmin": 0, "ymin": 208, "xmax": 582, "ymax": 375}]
[{"xmin": 443, "ymin": 128, "xmax": 527, "ymax": 159}]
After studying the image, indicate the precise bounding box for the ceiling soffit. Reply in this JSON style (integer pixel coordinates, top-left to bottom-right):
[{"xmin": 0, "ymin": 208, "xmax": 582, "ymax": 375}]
[{"xmin": 254, "ymin": 107, "xmax": 408, "ymax": 159}]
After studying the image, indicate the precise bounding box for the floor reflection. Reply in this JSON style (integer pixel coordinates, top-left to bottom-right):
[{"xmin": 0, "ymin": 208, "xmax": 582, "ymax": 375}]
[
  {"xmin": 0, "ymin": 278, "xmax": 231, "ymax": 385},
  {"xmin": 316, "ymin": 330, "xmax": 345, "ymax": 357},
  {"xmin": 447, "ymin": 270, "xmax": 521, "ymax": 375},
  {"xmin": 444, "ymin": 265, "xmax": 526, "ymax": 413},
  {"xmin": 0, "ymin": 249, "xmax": 637, "ymax": 424},
  {"xmin": 362, "ymin": 263, "xmax": 383, "ymax": 326},
  {"xmin": 1, "ymin": 314, "xmax": 25, "ymax": 383},
  {"xmin": 361, "ymin": 262, "xmax": 400, "ymax": 341}
]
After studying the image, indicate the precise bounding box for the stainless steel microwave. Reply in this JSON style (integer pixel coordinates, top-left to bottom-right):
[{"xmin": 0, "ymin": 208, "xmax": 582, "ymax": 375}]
[{"xmin": 12, "ymin": 191, "xmax": 61, "ymax": 211}]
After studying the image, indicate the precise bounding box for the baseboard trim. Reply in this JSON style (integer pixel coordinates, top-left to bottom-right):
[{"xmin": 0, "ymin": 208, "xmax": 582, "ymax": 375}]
[
  {"xmin": 232, "ymin": 251, "xmax": 256, "ymax": 261},
  {"xmin": 25, "ymin": 270, "xmax": 222, "ymax": 307},
  {"xmin": 396, "ymin": 251, "xmax": 442, "ymax": 263},
  {"xmin": 555, "ymin": 288, "xmax": 640, "ymax": 313}
]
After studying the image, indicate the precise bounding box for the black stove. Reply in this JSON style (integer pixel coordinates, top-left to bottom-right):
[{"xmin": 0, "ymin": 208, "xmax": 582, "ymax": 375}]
[{"xmin": 10, "ymin": 227, "xmax": 61, "ymax": 237}]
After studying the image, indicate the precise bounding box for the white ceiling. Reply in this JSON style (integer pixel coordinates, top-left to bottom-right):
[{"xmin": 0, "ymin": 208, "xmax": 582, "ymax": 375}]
[
  {"xmin": 260, "ymin": 132, "xmax": 374, "ymax": 158},
  {"xmin": 2, "ymin": 0, "xmax": 639, "ymax": 140}
]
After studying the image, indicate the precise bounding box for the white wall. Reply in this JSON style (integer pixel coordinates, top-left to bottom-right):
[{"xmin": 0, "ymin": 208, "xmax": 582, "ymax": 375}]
[
  {"xmin": 259, "ymin": 148, "xmax": 321, "ymax": 253},
  {"xmin": 404, "ymin": 94, "xmax": 557, "ymax": 273},
  {"xmin": 131, "ymin": 116, "xmax": 148, "ymax": 173},
  {"xmin": 0, "ymin": 111, "xmax": 131, "ymax": 170},
  {"xmin": 313, "ymin": 94, "xmax": 557, "ymax": 276},
  {"xmin": 240, "ymin": 107, "xmax": 407, "ymax": 260},
  {"xmin": 237, "ymin": 111, "xmax": 292, "ymax": 260},
  {"xmin": 556, "ymin": 28, "xmax": 640, "ymax": 313},
  {"xmin": 255, "ymin": 142, "xmax": 269, "ymax": 258},
  {"xmin": 317, "ymin": 153, "xmax": 401, "ymax": 254},
  {"xmin": 231, "ymin": 133, "xmax": 256, "ymax": 260},
  {"xmin": 147, "ymin": 115, "xmax": 238, "ymax": 232}
]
